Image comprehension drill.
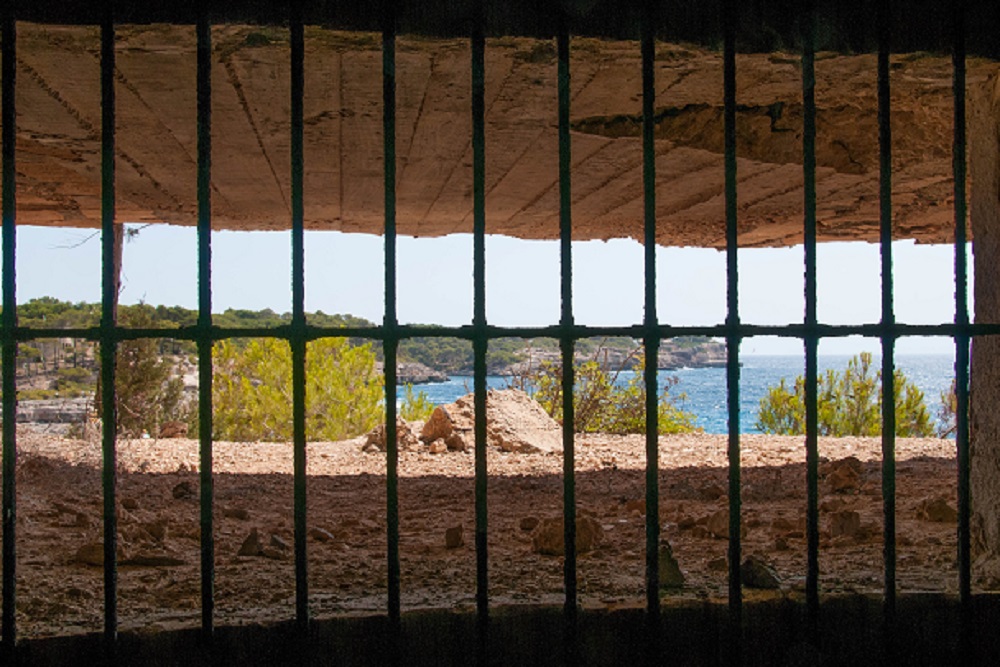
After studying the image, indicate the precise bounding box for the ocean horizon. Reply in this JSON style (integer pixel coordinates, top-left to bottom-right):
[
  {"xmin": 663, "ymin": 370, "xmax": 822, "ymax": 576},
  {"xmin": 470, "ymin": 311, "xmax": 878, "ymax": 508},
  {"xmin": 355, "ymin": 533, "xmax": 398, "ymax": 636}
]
[{"xmin": 398, "ymin": 353, "xmax": 958, "ymax": 435}]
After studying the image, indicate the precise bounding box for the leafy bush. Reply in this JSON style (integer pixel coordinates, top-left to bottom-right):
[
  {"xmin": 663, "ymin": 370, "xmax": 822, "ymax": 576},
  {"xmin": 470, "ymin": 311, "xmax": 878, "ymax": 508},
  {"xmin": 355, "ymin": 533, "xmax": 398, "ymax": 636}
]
[
  {"xmin": 756, "ymin": 352, "xmax": 933, "ymax": 437},
  {"xmin": 213, "ymin": 337, "xmax": 383, "ymax": 442},
  {"xmin": 96, "ymin": 306, "xmax": 189, "ymax": 438},
  {"xmin": 399, "ymin": 384, "xmax": 435, "ymax": 421},
  {"xmin": 515, "ymin": 347, "xmax": 699, "ymax": 435}
]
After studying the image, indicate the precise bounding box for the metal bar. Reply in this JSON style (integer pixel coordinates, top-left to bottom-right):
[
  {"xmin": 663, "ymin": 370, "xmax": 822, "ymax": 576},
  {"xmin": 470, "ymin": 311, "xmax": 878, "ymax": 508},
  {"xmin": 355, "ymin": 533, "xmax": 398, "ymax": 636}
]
[
  {"xmin": 640, "ymin": 2, "xmax": 661, "ymax": 658},
  {"xmin": 951, "ymin": 0, "xmax": 972, "ymax": 654},
  {"xmin": 10, "ymin": 321, "xmax": 993, "ymax": 345},
  {"xmin": 290, "ymin": 0, "xmax": 309, "ymax": 631},
  {"xmin": 723, "ymin": 1, "xmax": 742, "ymax": 663},
  {"xmin": 1, "ymin": 3, "xmax": 17, "ymax": 656},
  {"xmin": 876, "ymin": 0, "xmax": 897, "ymax": 655},
  {"xmin": 470, "ymin": 0, "xmax": 489, "ymax": 663},
  {"xmin": 195, "ymin": 2, "xmax": 215, "ymax": 642},
  {"xmin": 100, "ymin": 4, "xmax": 119, "ymax": 649},
  {"xmin": 556, "ymin": 13, "xmax": 578, "ymax": 666},
  {"xmin": 382, "ymin": 0, "xmax": 401, "ymax": 645},
  {"xmin": 800, "ymin": 0, "xmax": 821, "ymax": 649}
]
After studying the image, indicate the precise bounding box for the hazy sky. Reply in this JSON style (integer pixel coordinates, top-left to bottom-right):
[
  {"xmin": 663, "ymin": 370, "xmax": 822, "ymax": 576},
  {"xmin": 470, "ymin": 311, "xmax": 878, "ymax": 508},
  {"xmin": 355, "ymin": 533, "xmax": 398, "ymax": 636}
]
[{"xmin": 13, "ymin": 223, "xmax": 969, "ymax": 355}]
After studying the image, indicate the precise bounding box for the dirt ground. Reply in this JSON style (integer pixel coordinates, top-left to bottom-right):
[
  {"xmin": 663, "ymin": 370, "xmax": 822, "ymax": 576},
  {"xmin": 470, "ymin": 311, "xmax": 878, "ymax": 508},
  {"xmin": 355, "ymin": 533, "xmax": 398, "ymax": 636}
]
[{"xmin": 4, "ymin": 426, "xmax": 963, "ymax": 639}]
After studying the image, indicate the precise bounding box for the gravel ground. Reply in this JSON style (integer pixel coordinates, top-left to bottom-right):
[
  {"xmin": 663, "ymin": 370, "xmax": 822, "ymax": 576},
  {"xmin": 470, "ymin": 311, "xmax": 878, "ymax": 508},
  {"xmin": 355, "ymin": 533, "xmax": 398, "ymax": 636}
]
[{"xmin": 5, "ymin": 426, "xmax": 963, "ymax": 639}]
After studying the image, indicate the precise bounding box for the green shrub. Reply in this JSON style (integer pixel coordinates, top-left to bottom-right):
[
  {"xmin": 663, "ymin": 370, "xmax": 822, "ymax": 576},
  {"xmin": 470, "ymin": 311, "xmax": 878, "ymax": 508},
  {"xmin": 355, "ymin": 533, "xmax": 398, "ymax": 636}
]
[
  {"xmin": 518, "ymin": 348, "xmax": 699, "ymax": 435},
  {"xmin": 213, "ymin": 338, "xmax": 383, "ymax": 442},
  {"xmin": 399, "ymin": 384, "xmax": 435, "ymax": 421},
  {"xmin": 756, "ymin": 352, "xmax": 933, "ymax": 437}
]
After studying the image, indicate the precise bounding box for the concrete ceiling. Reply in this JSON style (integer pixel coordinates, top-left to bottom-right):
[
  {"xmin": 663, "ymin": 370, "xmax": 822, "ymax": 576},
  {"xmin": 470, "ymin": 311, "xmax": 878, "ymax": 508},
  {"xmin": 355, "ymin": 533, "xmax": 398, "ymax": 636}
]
[{"xmin": 6, "ymin": 22, "xmax": 998, "ymax": 247}]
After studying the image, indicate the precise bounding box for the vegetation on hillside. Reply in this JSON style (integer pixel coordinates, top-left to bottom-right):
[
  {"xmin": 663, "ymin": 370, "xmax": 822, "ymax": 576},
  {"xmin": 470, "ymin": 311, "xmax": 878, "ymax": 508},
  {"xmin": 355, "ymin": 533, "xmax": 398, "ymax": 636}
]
[{"xmin": 755, "ymin": 352, "xmax": 934, "ymax": 437}]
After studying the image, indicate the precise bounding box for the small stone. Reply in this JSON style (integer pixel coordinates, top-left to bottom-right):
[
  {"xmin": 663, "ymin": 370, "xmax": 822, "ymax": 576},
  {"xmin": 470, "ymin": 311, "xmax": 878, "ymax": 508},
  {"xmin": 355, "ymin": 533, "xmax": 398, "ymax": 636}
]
[
  {"xmin": 172, "ymin": 481, "xmax": 195, "ymax": 500},
  {"xmin": 269, "ymin": 534, "xmax": 290, "ymax": 551},
  {"xmin": 445, "ymin": 433, "xmax": 467, "ymax": 452},
  {"xmin": 121, "ymin": 497, "xmax": 139, "ymax": 511},
  {"xmin": 519, "ymin": 516, "xmax": 540, "ymax": 532},
  {"xmin": 428, "ymin": 440, "xmax": 447, "ymax": 454},
  {"xmin": 741, "ymin": 554, "xmax": 782, "ymax": 590},
  {"xmin": 238, "ymin": 528, "xmax": 264, "ymax": 557},
  {"xmin": 676, "ymin": 515, "xmax": 696, "ymax": 530},
  {"xmin": 706, "ymin": 509, "xmax": 729, "ymax": 539},
  {"xmin": 309, "ymin": 527, "xmax": 336, "ymax": 542},
  {"xmin": 658, "ymin": 541, "xmax": 685, "ymax": 588},
  {"xmin": 74, "ymin": 542, "xmax": 106, "ymax": 567},
  {"xmin": 772, "ymin": 517, "xmax": 794, "ymax": 531},
  {"xmin": 420, "ymin": 407, "xmax": 455, "ymax": 443},
  {"xmin": 826, "ymin": 461, "xmax": 861, "ymax": 494},
  {"xmin": 829, "ymin": 510, "xmax": 861, "ymax": 539},
  {"xmin": 625, "ymin": 499, "xmax": 646, "ymax": 515},
  {"xmin": 261, "ymin": 547, "xmax": 287, "ymax": 560},
  {"xmin": 707, "ymin": 557, "xmax": 728, "ymax": 572},
  {"xmin": 142, "ymin": 519, "xmax": 169, "ymax": 543},
  {"xmin": 918, "ymin": 497, "xmax": 958, "ymax": 523},
  {"xmin": 531, "ymin": 515, "xmax": 604, "ymax": 556},
  {"xmin": 445, "ymin": 525, "xmax": 464, "ymax": 549},
  {"xmin": 223, "ymin": 507, "xmax": 250, "ymax": 521},
  {"xmin": 774, "ymin": 535, "xmax": 789, "ymax": 551}
]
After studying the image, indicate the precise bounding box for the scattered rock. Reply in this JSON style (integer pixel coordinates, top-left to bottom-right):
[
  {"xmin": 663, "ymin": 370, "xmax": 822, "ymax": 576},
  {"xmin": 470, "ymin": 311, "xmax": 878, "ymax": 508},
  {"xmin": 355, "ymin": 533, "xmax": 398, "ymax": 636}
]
[
  {"xmin": 141, "ymin": 518, "xmax": 168, "ymax": 543},
  {"xmin": 269, "ymin": 534, "xmax": 290, "ymax": 551},
  {"xmin": 741, "ymin": 554, "xmax": 782, "ymax": 589},
  {"xmin": 829, "ymin": 510, "xmax": 861, "ymax": 539},
  {"xmin": 363, "ymin": 419, "xmax": 420, "ymax": 453},
  {"xmin": 658, "ymin": 541, "xmax": 685, "ymax": 588},
  {"xmin": 421, "ymin": 407, "xmax": 459, "ymax": 444},
  {"xmin": 309, "ymin": 527, "xmax": 336, "ymax": 543},
  {"xmin": 699, "ymin": 483, "xmax": 726, "ymax": 501},
  {"xmin": 445, "ymin": 433, "xmax": 468, "ymax": 452},
  {"xmin": 223, "ymin": 507, "xmax": 250, "ymax": 521},
  {"xmin": 122, "ymin": 553, "xmax": 186, "ymax": 567},
  {"xmin": 531, "ymin": 515, "xmax": 604, "ymax": 556},
  {"xmin": 121, "ymin": 497, "xmax": 139, "ymax": 511},
  {"xmin": 171, "ymin": 481, "xmax": 195, "ymax": 500},
  {"xmin": 774, "ymin": 535, "xmax": 790, "ymax": 551},
  {"xmin": 625, "ymin": 499, "xmax": 646, "ymax": 515},
  {"xmin": 706, "ymin": 509, "xmax": 730, "ymax": 539},
  {"xmin": 677, "ymin": 515, "xmax": 696, "ymax": 530},
  {"xmin": 707, "ymin": 557, "xmax": 728, "ymax": 572},
  {"xmin": 445, "ymin": 525, "xmax": 464, "ymax": 549},
  {"xmin": 74, "ymin": 542, "xmax": 126, "ymax": 567},
  {"xmin": 237, "ymin": 528, "xmax": 264, "ymax": 557},
  {"xmin": 519, "ymin": 517, "xmax": 540, "ymax": 532},
  {"xmin": 428, "ymin": 440, "xmax": 447, "ymax": 454},
  {"xmin": 824, "ymin": 457, "xmax": 863, "ymax": 494},
  {"xmin": 918, "ymin": 496, "xmax": 958, "ymax": 523},
  {"xmin": 772, "ymin": 516, "xmax": 794, "ymax": 531}
]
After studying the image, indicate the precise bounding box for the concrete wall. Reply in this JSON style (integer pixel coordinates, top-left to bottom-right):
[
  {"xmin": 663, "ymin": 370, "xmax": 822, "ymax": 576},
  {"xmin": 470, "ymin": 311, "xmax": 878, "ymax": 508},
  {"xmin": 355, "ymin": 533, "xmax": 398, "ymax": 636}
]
[{"xmin": 971, "ymin": 73, "xmax": 1000, "ymax": 577}]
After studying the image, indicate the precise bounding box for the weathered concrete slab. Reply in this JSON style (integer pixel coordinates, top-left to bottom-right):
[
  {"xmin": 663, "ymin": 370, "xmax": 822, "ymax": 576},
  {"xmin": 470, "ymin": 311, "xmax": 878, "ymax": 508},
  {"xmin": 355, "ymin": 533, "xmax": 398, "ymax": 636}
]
[{"xmin": 3, "ymin": 23, "xmax": 997, "ymax": 247}]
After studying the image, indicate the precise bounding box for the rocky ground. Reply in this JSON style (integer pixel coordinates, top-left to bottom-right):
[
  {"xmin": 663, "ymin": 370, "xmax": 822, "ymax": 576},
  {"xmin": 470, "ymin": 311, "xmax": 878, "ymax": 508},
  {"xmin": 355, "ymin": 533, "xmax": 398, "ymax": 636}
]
[{"xmin": 3, "ymin": 416, "xmax": 965, "ymax": 641}]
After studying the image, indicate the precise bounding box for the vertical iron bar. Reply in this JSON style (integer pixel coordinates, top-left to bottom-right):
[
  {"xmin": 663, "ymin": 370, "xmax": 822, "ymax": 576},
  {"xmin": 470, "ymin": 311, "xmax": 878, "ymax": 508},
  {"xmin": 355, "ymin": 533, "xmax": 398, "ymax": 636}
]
[
  {"xmin": 290, "ymin": 0, "xmax": 308, "ymax": 631},
  {"xmin": 382, "ymin": 0, "xmax": 401, "ymax": 647},
  {"xmin": 640, "ymin": 2, "xmax": 661, "ymax": 660},
  {"xmin": 195, "ymin": 3, "xmax": 215, "ymax": 642},
  {"xmin": 0, "ymin": 4, "xmax": 16, "ymax": 656},
  {"xmin": 722, "ymin": 1, "xmax": 742, "ymax": 663},
  {"xmin": 876, "ymin": 0, "xmax": 897, "ymax": 656},
  {"xmin": 557, "ymin": 12, "xmax": 577, "ymax": 666},
  {"xmin": 951, "ymin": 0, "xmax": 971, "ymax": 655},
  {"xmin": 100, "ymin": 4, "xmax": 119, "ymax": 649},
  {"xmin": 800, "ymin": 0, "xmax": 820, "ymax": 649},
  {"xmin": 470, "ymin": 0, "xmax": 489, "ymax": 663}
]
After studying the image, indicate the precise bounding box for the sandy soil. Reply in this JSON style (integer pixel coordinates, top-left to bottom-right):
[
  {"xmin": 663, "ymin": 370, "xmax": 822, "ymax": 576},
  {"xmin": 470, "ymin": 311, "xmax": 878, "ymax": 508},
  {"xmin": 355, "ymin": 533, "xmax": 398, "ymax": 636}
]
[{"xmin": 5, "ymin": 427, "xmax": 962, "ymax": 639}]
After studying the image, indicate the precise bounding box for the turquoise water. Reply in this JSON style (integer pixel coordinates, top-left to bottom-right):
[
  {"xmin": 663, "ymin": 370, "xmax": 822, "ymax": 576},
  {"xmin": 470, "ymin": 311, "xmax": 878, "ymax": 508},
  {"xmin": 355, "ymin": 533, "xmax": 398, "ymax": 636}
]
[{"xmin": 397, "ymin": 354, "xmax": 957, "ymax": 435}]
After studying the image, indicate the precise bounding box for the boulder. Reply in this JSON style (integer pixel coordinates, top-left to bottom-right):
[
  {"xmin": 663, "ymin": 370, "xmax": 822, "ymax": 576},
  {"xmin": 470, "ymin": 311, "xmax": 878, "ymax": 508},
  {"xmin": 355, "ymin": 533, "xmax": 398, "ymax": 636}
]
[
  {"xmin": 658, "ymin": 541, "xmax": 685, "ymax": 588},
  {"xmin": 741, "ymin": 554, "xmax": 782, "ymax": 589},
  {"xmin": 531, "ymin": 515, "xmax": 604, "ymax": 556},
  {"xmin": 421, "ymin": 389, "xmax": 562, "ymax": 455},
  {"xmin": 918, "ymin": 496, "xmax": 958, "ymax": 523}
]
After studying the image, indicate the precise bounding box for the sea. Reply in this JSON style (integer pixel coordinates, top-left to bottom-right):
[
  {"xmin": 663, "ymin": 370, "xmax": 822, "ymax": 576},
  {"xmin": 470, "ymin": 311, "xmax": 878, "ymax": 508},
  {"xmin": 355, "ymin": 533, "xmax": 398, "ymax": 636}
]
[{"xmin": 396, "ymin": 354, "xmax": 957, "ymax": 435}]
